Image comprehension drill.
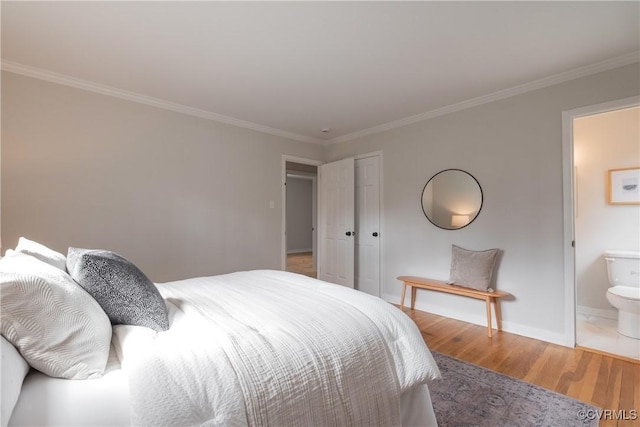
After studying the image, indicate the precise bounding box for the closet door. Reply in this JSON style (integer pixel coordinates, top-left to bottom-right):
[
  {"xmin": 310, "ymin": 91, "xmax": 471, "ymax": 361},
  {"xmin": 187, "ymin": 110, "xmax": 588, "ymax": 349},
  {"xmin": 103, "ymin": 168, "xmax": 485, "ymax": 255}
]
[
  {"xmin": 318, "ymin": 158, "xmax": 355, "ymax": 288},
  {"xmin": 355, "ymin": 156, "xmax": 380, "ymax": 297}
]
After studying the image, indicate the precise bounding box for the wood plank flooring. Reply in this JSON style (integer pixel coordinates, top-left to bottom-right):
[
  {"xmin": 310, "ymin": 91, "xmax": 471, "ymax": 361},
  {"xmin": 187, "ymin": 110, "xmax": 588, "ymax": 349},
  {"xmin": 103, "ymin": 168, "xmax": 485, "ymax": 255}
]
[
  {"xmin": 286, "ymin": 252, "xmax": 316, "ymax": 278},
  {"xmin": 404, "ymin": 308, "xmax": 640, "ymax": 427}
]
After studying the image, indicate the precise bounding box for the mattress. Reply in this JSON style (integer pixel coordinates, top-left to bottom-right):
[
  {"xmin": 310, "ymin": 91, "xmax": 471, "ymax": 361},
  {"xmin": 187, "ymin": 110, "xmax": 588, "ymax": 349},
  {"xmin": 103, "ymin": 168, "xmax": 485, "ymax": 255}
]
[
  {"xmin": 10, "ymin": 360, "xmax": 435, "ymax": 427},
  {"xmin": 9, "ymin": 343, "xmax": 131, "ymax": 427}
]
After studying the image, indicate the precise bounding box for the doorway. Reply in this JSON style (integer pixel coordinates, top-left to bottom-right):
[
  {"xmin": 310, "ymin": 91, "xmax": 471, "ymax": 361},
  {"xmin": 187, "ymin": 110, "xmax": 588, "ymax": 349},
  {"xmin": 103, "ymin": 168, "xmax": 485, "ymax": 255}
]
[
  {"xmin": 562, "ymin": 97, "xmax": 640, "ymax": 361},
  {"xmin": 286, "ymin": 171, "xmax": 317, "ymax": 277},
  {"xmin": 281, "ymin": 156, "xmax": 322, "ymax": 278},
  {"xmin": 282, "ymin": 153, "xmax": 382, "ymax": 297},
  {"xmin": 317, "ymin": 153, "xmax": 382, "ymax": 296}
]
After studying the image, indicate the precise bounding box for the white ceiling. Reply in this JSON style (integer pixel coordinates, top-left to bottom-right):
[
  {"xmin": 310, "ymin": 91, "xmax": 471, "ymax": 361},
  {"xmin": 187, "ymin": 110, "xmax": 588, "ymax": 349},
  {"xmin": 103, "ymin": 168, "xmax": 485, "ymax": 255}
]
[{"xmin": 2, "ymin": 1, "xmax": 639, "ymax": 144}]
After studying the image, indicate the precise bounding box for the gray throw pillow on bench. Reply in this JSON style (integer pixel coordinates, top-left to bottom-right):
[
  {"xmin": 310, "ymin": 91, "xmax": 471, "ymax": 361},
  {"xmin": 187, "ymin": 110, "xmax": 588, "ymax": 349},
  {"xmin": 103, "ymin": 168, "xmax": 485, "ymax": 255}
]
[
  {"xmin": 448, "ymin": 245, "xmax": 499, "ymax": 291},
  {"xmin": 67, "ymin": 248, "xmax": 169, "ymax": 331}
]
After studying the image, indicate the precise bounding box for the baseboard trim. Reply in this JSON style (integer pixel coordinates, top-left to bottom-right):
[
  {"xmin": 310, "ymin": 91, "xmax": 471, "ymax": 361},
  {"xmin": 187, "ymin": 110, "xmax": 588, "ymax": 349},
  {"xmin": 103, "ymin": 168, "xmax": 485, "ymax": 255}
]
[
  {"xmin": 383, "ymin": 292, "xmax": 567, "ymax": 347},
  {"xmin": 287, "ymin": 248, "xmax": 312, "ymax": 254},
  {"xmin": 577, "ymin": 305, "xmax": 617, "ymax": 320}
]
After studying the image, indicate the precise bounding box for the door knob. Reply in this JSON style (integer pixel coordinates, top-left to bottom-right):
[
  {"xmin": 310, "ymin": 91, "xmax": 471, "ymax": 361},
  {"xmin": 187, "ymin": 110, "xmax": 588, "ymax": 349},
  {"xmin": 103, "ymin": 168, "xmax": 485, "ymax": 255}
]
[
  {"xmin": 346, "ymin": 231, "xmax": 352, "ymax": 236},
  {"xmin": 373, "ymin": 232, "xmax": 379, "ymax": 237}
]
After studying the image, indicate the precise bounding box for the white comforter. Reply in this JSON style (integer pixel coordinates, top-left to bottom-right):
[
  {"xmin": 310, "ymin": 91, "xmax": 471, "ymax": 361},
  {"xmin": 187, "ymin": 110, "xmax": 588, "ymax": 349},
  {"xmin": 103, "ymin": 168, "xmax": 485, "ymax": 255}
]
[{"xmin": 113, "ymin": 270, "xmax": 440, "ymax": 426}]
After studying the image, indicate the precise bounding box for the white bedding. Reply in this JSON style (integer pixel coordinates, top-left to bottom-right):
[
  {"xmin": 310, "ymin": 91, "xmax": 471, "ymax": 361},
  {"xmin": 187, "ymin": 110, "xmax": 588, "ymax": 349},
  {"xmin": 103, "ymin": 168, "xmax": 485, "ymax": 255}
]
[{"xmin": 10, "ymin": 270, "xmax": 440, "ymax": 426}]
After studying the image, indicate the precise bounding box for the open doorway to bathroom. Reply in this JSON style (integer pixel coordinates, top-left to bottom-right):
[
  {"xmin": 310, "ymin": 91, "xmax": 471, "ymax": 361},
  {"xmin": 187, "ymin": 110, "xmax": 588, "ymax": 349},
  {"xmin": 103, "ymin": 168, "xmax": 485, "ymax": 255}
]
[{"xmin": 568, "ymin": 102, "xmax": 640, "ymax": 361}]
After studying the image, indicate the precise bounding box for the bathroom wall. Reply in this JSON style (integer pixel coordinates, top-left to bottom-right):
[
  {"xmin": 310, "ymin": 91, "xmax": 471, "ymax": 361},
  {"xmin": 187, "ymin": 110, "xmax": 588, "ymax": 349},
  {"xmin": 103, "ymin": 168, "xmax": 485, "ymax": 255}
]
[{"xmin": 574, "ymin": 106, "xmax": 640, "ymax": 315}]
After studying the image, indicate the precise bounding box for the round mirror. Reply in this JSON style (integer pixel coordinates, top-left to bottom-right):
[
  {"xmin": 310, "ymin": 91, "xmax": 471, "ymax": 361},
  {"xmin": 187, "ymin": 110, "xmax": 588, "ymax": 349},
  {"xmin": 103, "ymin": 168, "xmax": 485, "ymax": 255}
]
[{"xmin": 421, "ymin": 169, "xmax": 483, "ymax": 230}]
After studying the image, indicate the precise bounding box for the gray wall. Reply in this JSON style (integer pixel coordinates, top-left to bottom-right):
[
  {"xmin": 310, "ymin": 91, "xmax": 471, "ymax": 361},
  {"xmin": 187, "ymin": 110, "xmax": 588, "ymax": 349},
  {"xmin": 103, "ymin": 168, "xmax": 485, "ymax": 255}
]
[
  {"xmin": 325, "ymin": 63, "xmax": 639, "ymax": 343},
  {"xmin": 2, "ymin": 63, "xmax": 639, "ymax": 344},
  {"xmin": 1, "ymin": 72, "xmax": 324, "ymax": 282},
  {"xmin": 286, "ymin": 177, "xmax": 313, "ymax": 253}
]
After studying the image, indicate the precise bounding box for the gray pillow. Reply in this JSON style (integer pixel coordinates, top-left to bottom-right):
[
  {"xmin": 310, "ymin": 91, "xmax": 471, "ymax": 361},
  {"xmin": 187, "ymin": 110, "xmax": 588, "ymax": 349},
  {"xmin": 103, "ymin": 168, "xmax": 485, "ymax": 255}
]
[
  {"xmin": 448, "ymin": 245, "xmax": 499, "ymax": 291},
  {"xmin": 66, "ymin": 248, "xmax": 169, "ymax": 331}
]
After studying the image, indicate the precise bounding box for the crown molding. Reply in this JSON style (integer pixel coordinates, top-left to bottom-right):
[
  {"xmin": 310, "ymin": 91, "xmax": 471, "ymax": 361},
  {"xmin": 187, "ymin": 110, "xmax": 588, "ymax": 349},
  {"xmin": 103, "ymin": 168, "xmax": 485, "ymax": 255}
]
[
  {"xmin": 0, "ymin": 60, "xmax": 324, "ymax": 145},
  {"xmin": 3, "ymin": 51, "xmax": 638, "ymax": 147},
  {"xmin": 327, "ymin": 51, "xmax": 640, "ymax": 145}
]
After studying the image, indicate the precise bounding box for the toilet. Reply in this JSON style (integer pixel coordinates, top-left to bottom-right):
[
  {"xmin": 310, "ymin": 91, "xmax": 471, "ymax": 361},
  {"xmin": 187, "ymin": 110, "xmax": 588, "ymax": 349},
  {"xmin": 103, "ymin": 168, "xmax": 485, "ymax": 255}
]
[{"xmin": 605, "ymin": 250, "xmax": 640, "ymax": 339}]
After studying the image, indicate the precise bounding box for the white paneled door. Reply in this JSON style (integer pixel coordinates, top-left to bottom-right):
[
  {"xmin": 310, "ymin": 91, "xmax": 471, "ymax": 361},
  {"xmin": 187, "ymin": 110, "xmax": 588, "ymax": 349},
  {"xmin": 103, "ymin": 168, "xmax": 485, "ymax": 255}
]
[
  {"xmin": 318, "ymin": 158, "xmax": 355, "ymax": 287},
  {"xmin": 318, "ymin": 155, "xmax": 381, "ymax": 296},
  {"xmin": 355, "ymin": 156, "xmax": 380, "ymax": 297}
]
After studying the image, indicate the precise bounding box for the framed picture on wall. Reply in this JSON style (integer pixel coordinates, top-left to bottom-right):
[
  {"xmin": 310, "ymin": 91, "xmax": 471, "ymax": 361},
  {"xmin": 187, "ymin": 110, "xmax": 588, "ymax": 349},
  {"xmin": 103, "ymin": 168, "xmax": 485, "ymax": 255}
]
[{"xmin": 608, "ymin": 167, "xmax": 640, "ymax": 205}]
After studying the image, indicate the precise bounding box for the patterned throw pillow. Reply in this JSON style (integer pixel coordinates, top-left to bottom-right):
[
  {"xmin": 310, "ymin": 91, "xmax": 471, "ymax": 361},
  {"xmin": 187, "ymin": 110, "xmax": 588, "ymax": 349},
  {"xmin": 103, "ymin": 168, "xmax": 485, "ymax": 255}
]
[
  {"xmin": 448, "ymin": 245, "xmax": 499, "ymax": 291},
  {"xmin": 0, "ymin": 252, "xmax": 112, "ymax": 379},
  {"xmin": 66, "ymin": 248, "xmax": 169, "ymax": 331}
]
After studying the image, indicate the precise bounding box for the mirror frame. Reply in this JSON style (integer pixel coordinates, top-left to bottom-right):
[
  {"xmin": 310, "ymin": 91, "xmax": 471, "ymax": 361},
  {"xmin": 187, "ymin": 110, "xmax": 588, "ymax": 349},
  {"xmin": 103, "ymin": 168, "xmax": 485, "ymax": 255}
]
[{"xmin": 421, "ymin": 169, "xmax": 484, "ymax": 230}]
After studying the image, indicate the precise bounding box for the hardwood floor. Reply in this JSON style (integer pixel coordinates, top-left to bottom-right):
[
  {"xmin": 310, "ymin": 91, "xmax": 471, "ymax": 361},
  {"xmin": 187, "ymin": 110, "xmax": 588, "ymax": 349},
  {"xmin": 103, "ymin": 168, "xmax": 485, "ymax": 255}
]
[
  {"xmin": 286, "ymin": 252, "xmax": 316, "ymax": 278},
  {"xmin": 404, "ymin": 308, "xmax": 640, "ymax": 427}
]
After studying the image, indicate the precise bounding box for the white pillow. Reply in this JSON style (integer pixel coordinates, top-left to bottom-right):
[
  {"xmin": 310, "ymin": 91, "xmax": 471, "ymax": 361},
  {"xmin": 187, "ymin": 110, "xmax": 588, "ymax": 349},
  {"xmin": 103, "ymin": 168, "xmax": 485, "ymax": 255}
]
[
  {"xmin": 14, "ymin": 237, "xmax": 67, "ymax": 271},
  {"xmin": 1, "ymin": 336, "xmax": 29, "ymax": 426},
  {"xmin": 0, "ymin": 252, "xmax": 112, "ymax": 379}
]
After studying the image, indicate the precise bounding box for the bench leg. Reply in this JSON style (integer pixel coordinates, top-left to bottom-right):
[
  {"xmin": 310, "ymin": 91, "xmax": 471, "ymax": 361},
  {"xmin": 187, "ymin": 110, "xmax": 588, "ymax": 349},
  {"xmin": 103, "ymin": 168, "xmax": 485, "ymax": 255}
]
[
  {"xmin": 493, "ymin": 299, "xmax": 502, "ymax": 332},
  {"xmin": 411, "ymin": 286, "xmax": 417, "ymax": 310},
  {"xmin": 400, "ymin": 283, "xmax": 407, "ymax": 311},
  {"xmin": 485, "ymin": 297, "xmax": 493, "ymax": 338}
]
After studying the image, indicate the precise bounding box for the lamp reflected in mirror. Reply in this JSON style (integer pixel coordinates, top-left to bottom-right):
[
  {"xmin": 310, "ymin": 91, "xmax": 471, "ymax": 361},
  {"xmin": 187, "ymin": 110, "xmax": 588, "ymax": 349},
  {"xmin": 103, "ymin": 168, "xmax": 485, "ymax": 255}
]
[{"xmin": 451, "ymin": 215, "xmax": 470, "ymax": 228}]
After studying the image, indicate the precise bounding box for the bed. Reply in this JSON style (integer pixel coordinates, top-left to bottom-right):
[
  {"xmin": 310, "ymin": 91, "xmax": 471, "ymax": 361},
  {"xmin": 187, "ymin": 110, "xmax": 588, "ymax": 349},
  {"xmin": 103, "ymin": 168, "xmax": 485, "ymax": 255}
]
[{"xmin": 1, "ymin": 239, "xmax": 440, "ymax": 427}]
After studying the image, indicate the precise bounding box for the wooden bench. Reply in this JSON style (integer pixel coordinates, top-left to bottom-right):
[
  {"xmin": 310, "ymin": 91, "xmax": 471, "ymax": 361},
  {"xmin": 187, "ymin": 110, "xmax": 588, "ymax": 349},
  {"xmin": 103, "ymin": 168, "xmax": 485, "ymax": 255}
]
[{"xmin": 397, "ymin": 276, "xmax": 510, "ymax": 338}]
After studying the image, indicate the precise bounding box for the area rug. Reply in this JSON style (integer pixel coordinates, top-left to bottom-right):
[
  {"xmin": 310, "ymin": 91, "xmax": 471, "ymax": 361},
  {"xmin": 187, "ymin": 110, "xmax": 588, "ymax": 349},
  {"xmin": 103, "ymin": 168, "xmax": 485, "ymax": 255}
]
[{"xmin": 427, "ymin": 352, "xmax": 600, "ymax": 427}]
